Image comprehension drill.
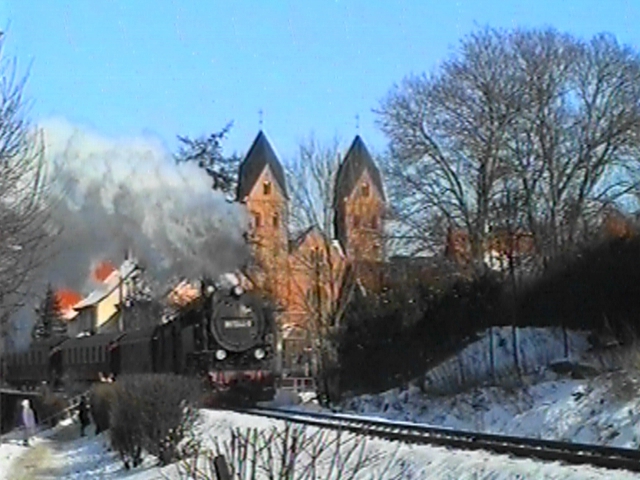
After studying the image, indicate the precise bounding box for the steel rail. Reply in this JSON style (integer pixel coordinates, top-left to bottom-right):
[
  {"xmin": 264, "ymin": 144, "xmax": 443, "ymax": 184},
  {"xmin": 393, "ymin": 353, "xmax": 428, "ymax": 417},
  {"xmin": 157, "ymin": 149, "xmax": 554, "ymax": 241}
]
[{"xmin": 236, "ymin": 406, "xmax": 640, "ymax": 473}]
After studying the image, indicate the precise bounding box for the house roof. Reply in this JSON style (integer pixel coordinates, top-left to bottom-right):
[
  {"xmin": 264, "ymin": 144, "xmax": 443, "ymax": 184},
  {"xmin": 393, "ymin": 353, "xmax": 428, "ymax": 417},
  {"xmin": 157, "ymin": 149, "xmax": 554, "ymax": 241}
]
[
  {"xmin": 289, "ymin": 225, "xmax": 318, "ymax": 251},
  {"xmin": 288, "ymin": 225, "xmax": 345, "ymax": 257},
  {"xmin": 74, "ymin": 259, "xmax": 138, "ymax": 310},
  {"xmin": 62, "ymin": 332, "xmax": 124, "ymax": 348},
  {"xmin": 334, "ymin": 135, "xmax": 385, "ymax": 205},
  {"xmin": 236, "ymin": 130, "xmax": 288, "ymax": 201},
  {"xmin": 166, "ymin": 280, "xmax": 201, "ymax": 307}
]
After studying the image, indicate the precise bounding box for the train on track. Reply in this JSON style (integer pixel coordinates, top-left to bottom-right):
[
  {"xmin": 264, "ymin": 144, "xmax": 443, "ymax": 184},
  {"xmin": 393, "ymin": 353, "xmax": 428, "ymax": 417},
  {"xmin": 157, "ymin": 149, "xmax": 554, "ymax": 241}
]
[{"xmin": 0, "ymin": 278, "xmax": 277, "ymax": 402}]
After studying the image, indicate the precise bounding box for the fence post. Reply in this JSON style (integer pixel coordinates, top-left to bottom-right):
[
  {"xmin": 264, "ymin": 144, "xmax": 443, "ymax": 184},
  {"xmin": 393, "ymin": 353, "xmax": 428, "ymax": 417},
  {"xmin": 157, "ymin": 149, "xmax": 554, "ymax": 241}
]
[{"xmin": 214, "ymin": 455, "xmax": 231, "ymax": 480}]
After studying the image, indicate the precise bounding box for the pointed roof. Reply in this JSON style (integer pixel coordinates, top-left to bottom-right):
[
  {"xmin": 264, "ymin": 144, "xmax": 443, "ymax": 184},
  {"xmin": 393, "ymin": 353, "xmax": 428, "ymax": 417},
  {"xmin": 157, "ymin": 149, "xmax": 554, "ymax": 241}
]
[
  {"xmin": 289, "ymin": 225, "xmax": 324, "ymax": 252},
  {"xmin": 236, "ymin": 131, "xmax": 288, "ymax": 201},
  {"xmin": 334, "ymin": 135, "xmax": 385, "ymax": 205}
]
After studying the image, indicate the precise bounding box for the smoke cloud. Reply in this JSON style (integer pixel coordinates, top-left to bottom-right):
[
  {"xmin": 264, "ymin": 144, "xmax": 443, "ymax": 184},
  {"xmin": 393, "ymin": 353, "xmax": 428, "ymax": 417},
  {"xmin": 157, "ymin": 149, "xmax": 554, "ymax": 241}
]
[{"xmin": 40, "ymin": 117, "xmax": 250, "ymax": 294}]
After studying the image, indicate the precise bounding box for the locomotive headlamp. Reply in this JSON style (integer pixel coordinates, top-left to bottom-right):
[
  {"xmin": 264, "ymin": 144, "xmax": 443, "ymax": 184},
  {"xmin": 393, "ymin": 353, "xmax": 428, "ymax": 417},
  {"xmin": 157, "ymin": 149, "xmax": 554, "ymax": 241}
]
[
  {"xmin": 254, "ymin": 348, "xmax": 266, "ymax": 360},
  {"xmin": 232, "ymin": 285, "xmax": 244, "ymax": 297},
  {"xmin": 205, "ymin": 285, "xmax": 215, "ymax": 295},
  {"xmin": 215, "ymin": 349, "xmax": 227, "ymax": 360}
]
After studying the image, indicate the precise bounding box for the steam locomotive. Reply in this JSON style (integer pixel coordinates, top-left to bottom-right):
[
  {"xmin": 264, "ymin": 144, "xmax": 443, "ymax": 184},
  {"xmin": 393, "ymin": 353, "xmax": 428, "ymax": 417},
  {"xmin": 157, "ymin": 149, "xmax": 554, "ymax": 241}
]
[{"xmin": 1, "ymin": 278, "xmax": 277, "ymax": 402}]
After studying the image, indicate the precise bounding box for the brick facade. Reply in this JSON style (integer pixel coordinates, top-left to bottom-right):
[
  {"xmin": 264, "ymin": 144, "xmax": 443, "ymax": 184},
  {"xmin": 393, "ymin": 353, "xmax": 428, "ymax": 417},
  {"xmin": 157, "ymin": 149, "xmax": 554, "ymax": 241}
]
[{"xmin": 236, "ymin": 132, "xmax": 385, "ymax": 372}]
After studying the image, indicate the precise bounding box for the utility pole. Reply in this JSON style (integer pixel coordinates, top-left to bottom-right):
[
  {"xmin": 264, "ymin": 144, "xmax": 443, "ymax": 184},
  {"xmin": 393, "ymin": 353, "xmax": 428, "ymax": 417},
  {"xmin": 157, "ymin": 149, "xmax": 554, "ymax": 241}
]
[{"xmin": 118, "ymin": 268, "xmax": 124, "ymax": 333}]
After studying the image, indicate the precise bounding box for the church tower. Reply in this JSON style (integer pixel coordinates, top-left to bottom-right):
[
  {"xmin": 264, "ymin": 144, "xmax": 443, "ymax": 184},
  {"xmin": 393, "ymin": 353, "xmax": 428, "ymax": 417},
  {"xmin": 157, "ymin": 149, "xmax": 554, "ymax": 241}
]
[
  {"xmin": 334, "ymin": 136, "xmax": 385, "ymax": 263},
  {"xmin": 236, "ymin": 131, "xmax": 289, "ymax": 298}
]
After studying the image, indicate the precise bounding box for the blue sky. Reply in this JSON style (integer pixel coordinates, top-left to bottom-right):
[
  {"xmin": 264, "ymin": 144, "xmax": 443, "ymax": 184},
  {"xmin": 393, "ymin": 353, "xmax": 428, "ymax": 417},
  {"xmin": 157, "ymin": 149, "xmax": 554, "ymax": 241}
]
[{"xmin": 1, "ymin": 1, "xmax": 639, "ymax": 162}]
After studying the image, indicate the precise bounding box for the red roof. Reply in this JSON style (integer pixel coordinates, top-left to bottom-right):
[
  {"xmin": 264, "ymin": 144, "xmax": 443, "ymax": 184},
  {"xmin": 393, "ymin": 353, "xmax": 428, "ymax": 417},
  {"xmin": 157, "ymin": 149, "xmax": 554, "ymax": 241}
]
[{"xmin": 92, "ymin": 260, "xmax": 117, "ymax": 283}]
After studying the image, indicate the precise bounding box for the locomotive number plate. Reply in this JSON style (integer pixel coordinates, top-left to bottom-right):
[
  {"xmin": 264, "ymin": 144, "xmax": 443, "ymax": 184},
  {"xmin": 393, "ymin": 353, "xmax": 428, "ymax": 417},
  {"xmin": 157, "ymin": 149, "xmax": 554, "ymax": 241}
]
[{"xmin": 224, "ymin": 319, "xmax": 253, "ymax": 328}]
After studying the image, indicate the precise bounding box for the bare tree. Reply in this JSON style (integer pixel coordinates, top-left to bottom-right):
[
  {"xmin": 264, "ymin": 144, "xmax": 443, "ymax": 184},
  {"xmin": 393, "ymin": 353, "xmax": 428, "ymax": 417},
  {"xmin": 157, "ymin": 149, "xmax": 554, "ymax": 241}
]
[
  {"xmin": 288, "ymin": 135, "xmax": 342, "ymax": 234},
  {"xmin": 0, "ymin": 40, "xmax": 55, "ymax": 346},
  {"xmin": 377, "ymin": 28, "xmax": 523, "ymax": 267},
  {"xmin": 377, "ymin": 28, "xmax": 640, "ymax": 269},
  {"xmin": 507, "ymin": 30, "xmax": 640, "ymax": 264},
  {"xmin": 286, "ymin": 135, "xmax": 354, "ymax": 403}
]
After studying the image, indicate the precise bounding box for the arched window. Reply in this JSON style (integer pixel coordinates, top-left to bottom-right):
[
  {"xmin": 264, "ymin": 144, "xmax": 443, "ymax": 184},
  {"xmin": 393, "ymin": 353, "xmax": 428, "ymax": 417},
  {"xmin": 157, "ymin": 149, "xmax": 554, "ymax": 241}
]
[
  {"xmin": 273, "ymin": 213, "xmax": 279, "ymax": 228},
  {"xmin": 253, "ymin": 212, "xmax": 262, "ymax": 228},
  {"xmin": 263, "ymin": 181, "xmax": 272, "ymax": 195},
  {"xmin": 353, "ymin": 215, "xmax": 360, "ymax": 228},
  {"xmin": 371, "ymin": 216, "xmax": 378, "ymax": 229},
  {"xmin": 361, "ymin": 183, "xmax": 370, "ymax": 197}
]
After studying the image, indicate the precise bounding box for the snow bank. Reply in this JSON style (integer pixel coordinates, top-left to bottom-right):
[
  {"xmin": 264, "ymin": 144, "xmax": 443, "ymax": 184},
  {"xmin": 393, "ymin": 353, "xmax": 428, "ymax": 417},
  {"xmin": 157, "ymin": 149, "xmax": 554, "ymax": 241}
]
[
  {"xmin": 345, "ymin": 374, "xmax": 640, "ymax": 448},
  {"xmin": 339, "ymin": 327, "xmax": 640, "ymax": 450},
  {"xmin": 423, "ymin": 327, "xmax": 592, "ymax": 394}
]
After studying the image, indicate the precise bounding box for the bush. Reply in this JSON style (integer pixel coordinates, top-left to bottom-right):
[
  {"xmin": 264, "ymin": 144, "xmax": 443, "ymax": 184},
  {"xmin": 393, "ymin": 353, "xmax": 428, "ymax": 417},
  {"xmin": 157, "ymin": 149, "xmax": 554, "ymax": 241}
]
[
  {"xmin": 109, "ymin": 374, "xmax": 202, "ymax": 469},
  {"xmin": 89, "ymin": 382, "xmax": 119, "ymax": 435},
  {"xmin": 34, "ymin": 387, "xmax": 68, "ymax": 428},
  {"xmin": 337, "ymin": 273, "xmax": 505, "ymax": 395},
  {"xmin": 518, "ymin": 237, "xmax": 640, "ymax": 337},
  {"xmin": 177, "ymin": 423, "xmax": 409, "ymax": 480}
]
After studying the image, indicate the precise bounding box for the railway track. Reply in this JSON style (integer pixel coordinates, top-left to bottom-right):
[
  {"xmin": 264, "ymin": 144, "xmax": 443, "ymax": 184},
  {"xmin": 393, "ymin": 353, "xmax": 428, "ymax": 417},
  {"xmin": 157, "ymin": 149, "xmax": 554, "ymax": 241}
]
[{"xmin": 237, "ymin": 406, "xmax": 640, "ymax": 473}]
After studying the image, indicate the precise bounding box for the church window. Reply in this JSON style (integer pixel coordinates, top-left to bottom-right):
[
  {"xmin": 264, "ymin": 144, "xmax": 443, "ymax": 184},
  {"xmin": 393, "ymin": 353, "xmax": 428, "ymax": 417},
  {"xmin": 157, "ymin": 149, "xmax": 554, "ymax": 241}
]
[
  {"xmin": 361, "ymin": 183, "xmax": 370, "ymax": 197},
  {"xmin": 353, "ymin": 215, "xmax": 360, "ymax": 228},
  {"xmin": 263, "ymin": 181, "xmax": 272, "ymax": 195},
  {"xmin": 273, "ymin": 213, "xmax": 279, "ymax": 228},
  {"xmin": 371, "ymin": 216, "xmax": 378, "ymax": 229},
  {"xmin": 253, "ymin": 212, "xmax": 262, "ymax": 228}
]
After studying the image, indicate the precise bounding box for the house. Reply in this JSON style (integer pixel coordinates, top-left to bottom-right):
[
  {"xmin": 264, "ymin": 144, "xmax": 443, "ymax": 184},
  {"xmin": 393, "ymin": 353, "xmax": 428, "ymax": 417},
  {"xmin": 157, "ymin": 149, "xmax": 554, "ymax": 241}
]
[{"xmin": 68, "ymin": 259, "xmax": 139, "ymax": 337}]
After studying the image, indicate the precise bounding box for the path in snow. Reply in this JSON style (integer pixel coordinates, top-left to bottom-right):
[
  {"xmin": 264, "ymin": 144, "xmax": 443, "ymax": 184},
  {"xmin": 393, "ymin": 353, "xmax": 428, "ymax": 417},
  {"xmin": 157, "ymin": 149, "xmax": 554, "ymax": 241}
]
[{"xmin": 7, "ymin": 419, "xmax": 84, "ymax": 479}]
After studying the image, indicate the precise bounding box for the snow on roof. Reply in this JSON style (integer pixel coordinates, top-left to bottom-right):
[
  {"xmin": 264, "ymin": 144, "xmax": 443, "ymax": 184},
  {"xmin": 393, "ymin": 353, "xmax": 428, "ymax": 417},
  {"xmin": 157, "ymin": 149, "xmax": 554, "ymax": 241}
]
[
  {"xmin": 167, "ymin": 280, "xmax": 201, "ymax": 307},
  {"xmin": 74, "ymin": 259, "xmax": 139, "ymax": 310}
]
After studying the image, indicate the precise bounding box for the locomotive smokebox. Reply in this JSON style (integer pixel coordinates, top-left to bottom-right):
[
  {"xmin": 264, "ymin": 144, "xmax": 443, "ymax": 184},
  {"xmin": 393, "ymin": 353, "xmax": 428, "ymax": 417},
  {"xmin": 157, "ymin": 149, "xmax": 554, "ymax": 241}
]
[{"xmin": 209, "ymin": 291, "xmax": 266, "ymax": 353}]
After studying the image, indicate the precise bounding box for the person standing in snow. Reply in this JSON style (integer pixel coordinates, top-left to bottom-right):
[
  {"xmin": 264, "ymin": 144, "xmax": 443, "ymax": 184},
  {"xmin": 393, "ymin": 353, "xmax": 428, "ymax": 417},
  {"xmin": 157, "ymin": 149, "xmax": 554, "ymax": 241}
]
[
  {"xmin": 77, "ymin": 396, "xmax": 90, "ymax": 437},
  {"xmin": 21, "ymin": 399, "xmax": 36, "ymax": 446}
]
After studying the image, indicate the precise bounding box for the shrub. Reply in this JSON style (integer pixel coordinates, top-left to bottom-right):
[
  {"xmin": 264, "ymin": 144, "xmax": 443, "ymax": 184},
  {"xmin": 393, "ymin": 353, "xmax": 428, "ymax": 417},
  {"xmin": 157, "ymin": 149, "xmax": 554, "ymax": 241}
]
[
  {"xmin": 34, "ymin": 386, "xmax": 68, "ymax": 428},
  {"xmin": 177, "ymin": 423, "xmax": 409, "ymax": 480},
  {"xmin": 89, "ymin": 382, "xmax": 119, "ymax": 435},
  {"xmin": 337, "ymin": 273, "xmax": 505, "ymax": 395},
  {"xmin": 109, "ymin": 374, "xmax": 202, "ymax": 469},
  {"xmin": 518, "ymin": 237, "xmax": 640, "ymax": 333}
]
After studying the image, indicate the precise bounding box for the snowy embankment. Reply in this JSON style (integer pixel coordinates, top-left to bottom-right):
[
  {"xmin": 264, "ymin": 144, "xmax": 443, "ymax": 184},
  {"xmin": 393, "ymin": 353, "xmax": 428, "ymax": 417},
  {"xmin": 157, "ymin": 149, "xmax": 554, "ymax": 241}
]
[
  {"xmin": 334, "ymin": 327, "xmax": 640, "ymax": 449},
  {"xmin": 422, "ymin": 326, "xmax": 591, "ymax": 394},
  {"xmin": 2, "ymin": 409, "xmax": 640, "ymax": 479}
]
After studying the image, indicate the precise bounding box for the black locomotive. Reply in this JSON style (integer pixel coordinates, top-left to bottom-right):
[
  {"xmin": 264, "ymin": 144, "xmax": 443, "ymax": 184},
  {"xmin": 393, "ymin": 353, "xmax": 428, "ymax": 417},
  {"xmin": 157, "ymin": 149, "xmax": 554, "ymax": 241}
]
[{"xmin": 1, "ymin": 280, "xmax": 277, "ymax": 402}]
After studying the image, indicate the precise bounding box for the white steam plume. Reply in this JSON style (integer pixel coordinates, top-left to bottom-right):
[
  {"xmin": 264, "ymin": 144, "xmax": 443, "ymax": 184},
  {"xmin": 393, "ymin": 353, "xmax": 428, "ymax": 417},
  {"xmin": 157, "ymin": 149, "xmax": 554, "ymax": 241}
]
[{"xmin": 40, "ymin": 117, "xmax": 250, "ymax": 293}]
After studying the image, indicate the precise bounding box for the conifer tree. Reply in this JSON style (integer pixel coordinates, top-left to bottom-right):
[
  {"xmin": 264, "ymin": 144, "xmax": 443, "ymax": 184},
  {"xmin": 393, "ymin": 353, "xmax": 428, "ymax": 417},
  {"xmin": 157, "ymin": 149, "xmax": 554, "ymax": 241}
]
[{"xmin": 32, "ymin": 284, "xmax": 65, "ymax": 339}]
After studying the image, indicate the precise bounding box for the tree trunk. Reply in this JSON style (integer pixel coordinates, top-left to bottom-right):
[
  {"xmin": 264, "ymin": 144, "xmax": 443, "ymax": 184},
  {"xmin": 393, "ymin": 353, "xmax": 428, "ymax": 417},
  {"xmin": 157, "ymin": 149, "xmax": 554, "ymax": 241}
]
[
  {"xmin": 489, "ymin": 326, "xmax": 495, "ymax": 382},
  {"xmin": 512, "ymin": 325, "xmax": 520, "ymax": 379}
]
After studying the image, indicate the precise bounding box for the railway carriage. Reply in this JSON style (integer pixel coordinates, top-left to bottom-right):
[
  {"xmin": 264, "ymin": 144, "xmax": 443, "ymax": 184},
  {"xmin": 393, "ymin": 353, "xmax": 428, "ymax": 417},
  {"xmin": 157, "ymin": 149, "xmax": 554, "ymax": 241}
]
[
  {"xmin": 59, "ymin": 332, "xmax": 124, "ymax": 384},
  {"xmin": 4, "ymin": 337, "xmax": 67, "ymax": 387}
]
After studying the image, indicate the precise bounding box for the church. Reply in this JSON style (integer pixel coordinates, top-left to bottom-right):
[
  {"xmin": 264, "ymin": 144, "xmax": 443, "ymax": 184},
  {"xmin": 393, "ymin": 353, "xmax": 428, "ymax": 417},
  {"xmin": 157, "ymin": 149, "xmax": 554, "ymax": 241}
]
[{"xmin": 235, "ymin": 131, "xmax": 386, "ymax": 373}]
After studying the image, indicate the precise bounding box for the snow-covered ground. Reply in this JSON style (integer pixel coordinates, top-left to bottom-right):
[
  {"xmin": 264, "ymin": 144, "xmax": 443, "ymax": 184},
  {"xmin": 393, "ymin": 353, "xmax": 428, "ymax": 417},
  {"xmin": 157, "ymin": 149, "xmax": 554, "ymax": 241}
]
[
  {"xmin": 421, "ymin": 327, "xmax": 592, "ymax": 394},
  {"xmin": 342, "ymin": 374, "xmax": 640, "ymax": 448},
  {"xmin": 0, "ymin": 441, "xmax": 26, "ymax": 479},
  {"xmin": 1, "ymin": 409, "xmax": 639, "ymax": 479},
  {"xmin": 329, "ymin": 327, "xmax": 640, "ymax": 449}
]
